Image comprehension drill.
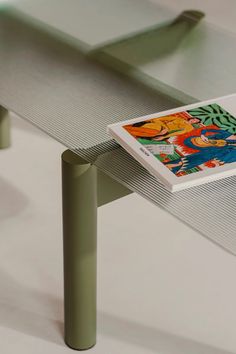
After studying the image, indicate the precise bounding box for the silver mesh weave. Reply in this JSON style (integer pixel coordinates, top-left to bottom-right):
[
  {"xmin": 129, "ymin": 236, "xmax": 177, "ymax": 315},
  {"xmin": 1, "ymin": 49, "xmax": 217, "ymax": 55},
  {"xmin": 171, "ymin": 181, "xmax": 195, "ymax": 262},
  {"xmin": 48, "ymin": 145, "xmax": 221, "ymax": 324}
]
[{"xmin": 0, "ymin": 11, "xmax": 236, "ymax": 255}]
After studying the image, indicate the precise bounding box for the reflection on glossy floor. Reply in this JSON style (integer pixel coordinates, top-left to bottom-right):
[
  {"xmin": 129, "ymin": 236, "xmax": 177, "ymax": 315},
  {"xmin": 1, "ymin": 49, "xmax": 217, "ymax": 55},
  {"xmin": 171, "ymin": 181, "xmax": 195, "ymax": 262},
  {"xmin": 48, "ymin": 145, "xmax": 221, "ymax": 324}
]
[{"xmin": 0, "ymin": 114, "xmax": 236, "ymax": 354}]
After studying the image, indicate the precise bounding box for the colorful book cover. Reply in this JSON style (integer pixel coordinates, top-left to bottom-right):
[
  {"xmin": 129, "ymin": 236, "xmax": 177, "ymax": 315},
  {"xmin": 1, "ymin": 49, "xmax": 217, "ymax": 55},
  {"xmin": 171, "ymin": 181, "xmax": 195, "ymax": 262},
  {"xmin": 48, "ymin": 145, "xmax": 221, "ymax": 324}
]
[{"xmin": 108, "ymin": 94, "xmax": 236, "ymax": 192}]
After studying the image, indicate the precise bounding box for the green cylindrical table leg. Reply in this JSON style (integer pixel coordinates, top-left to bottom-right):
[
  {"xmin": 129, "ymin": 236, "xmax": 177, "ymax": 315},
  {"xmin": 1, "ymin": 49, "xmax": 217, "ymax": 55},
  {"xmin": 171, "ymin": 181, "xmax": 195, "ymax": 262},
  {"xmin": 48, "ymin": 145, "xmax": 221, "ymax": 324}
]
[
  {"xmin": 62, "ymin": 150, "xmax": 97, "ymax": 350},
  {"xmin": 0, "ymin": 107, "xmax": 10, "ymax": 149}
]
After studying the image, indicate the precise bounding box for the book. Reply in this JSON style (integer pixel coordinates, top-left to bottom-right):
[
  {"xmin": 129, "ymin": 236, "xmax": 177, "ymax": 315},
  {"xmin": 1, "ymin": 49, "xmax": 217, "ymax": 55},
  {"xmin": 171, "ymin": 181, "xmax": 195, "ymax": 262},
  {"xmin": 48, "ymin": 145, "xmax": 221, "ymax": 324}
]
[{"xmin": 107, "ymin": 94, "xmax": 236, "ymax": 192}]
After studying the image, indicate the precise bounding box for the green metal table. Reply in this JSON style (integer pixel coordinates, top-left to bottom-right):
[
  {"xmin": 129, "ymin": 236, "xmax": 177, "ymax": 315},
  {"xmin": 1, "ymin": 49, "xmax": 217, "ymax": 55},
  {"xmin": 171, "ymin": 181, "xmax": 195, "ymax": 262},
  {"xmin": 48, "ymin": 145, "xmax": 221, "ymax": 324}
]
[{"xmin": 0, "ymin": 0, "xmax": 236, "ymax": 350}]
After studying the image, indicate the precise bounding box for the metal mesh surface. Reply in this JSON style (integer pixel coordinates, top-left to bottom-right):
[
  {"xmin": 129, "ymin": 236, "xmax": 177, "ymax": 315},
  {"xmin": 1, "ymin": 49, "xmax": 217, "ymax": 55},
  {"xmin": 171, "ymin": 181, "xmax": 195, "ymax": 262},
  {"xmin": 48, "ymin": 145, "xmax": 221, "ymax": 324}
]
[{"xmin": 0, "ymin": 11, "xmax": 236, "ymax": 255}]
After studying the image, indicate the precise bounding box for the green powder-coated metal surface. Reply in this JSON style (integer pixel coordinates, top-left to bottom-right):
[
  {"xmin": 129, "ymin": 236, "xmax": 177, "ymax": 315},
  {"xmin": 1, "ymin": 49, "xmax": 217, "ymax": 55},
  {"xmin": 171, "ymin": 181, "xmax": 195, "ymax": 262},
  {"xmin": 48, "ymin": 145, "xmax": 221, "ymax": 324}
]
[
  {"xmin": 0, "ymin": 107, "xmax": 10, "ymax": 149},
  {"xmin": 62, "ymin": 150, "xmax": 97, "ymax": 350}
]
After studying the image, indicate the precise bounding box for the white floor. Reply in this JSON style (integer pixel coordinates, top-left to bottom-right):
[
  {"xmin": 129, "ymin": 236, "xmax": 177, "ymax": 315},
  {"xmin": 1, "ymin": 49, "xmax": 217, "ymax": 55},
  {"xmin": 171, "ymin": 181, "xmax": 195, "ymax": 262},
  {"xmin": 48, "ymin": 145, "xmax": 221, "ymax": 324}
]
[
  {"xmin": 0, "ymin": 114, "xmax": 236, "ymax": 354},
  {"xmin": 0, "ymin": 0, "xmax": 236, "ymax": 353}
]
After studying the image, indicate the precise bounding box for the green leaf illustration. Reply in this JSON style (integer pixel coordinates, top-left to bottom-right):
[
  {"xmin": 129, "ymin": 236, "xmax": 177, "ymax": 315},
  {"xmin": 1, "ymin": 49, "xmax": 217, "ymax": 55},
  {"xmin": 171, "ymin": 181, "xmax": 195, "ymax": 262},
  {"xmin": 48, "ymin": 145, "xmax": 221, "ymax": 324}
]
[{"xmin": 188, "ymin": 103, "xmax": 236, "ymax": 134}]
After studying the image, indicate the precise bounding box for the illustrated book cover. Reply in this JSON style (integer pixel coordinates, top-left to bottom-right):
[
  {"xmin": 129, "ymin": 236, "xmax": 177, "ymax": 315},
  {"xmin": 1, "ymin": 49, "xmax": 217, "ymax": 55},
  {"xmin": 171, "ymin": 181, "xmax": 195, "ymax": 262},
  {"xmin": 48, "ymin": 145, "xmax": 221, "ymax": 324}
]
[{"xmin": 107, "ymin": 94, "xmax": 236, "ymax": 192}]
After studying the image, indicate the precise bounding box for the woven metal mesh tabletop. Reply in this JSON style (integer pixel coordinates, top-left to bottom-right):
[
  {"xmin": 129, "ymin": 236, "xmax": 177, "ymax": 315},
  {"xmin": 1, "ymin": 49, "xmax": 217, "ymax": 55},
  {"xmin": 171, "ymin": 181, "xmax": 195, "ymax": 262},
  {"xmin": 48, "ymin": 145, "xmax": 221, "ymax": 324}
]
[{"xmin": 0, "ymin": 5, "xmax": 236, "ymax": 254}]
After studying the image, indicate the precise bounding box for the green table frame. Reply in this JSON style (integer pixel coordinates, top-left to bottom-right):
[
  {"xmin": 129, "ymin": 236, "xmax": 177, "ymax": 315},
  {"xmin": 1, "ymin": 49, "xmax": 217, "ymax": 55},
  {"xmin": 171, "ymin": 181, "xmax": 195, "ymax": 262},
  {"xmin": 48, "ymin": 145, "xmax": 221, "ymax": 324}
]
[{"xmin": 0, "ymin": 107, "xmax": 131, "ymax": 350}]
